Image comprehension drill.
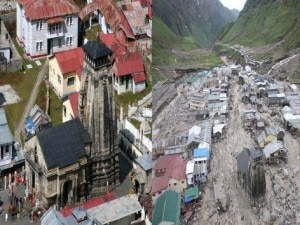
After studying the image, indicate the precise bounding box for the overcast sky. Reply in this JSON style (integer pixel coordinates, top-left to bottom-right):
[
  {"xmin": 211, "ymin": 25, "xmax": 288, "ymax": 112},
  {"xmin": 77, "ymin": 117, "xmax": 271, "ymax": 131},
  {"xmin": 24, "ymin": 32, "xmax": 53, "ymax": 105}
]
[{"xmin": 219, "ymin": 0, "xmax": 247, "ymax": 10}]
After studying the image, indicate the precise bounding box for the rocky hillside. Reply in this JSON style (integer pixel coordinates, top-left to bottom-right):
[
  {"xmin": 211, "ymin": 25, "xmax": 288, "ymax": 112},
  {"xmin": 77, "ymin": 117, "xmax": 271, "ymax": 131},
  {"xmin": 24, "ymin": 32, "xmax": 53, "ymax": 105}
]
[
  {"xmin": 221, "ymin": 0, "xmax": 300, "ymax": 52},
  {"xmin": 153, "ymin": 0, "xmax": 237, "ymax": 48}
]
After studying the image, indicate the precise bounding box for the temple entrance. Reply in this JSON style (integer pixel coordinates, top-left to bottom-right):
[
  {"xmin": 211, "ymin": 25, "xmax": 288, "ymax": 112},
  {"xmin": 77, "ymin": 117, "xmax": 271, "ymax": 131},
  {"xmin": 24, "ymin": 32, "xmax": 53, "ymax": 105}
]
[{"xmin": 62, "ymin": 180, "xmax": 73, "ymax": 206}]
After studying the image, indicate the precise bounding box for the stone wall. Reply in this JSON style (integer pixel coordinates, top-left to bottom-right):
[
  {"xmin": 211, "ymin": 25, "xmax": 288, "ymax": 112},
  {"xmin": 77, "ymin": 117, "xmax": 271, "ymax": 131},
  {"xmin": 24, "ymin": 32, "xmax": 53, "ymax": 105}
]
[
  {"xmin": 0, "ymin": 12, "xmax": 16, "ymax": 24},
  {"xmin": 0, "ymin": 15, "xmax": 22, "ymax": 73}
]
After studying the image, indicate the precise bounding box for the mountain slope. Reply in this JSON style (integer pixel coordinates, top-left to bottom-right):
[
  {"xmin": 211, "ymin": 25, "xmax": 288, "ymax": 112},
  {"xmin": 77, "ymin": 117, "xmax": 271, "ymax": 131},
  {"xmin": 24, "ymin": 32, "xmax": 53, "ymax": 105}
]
[
  {"xmin": 221, "ymin": 0, "xmax": 300, "ymax": 51},
  {"xmin": 153, "ymin": 16, "xmax": 199, "ymax": 66},
  {"xmin": 153, "ymin": 0, "xmax": 237, "ymax": 47}
]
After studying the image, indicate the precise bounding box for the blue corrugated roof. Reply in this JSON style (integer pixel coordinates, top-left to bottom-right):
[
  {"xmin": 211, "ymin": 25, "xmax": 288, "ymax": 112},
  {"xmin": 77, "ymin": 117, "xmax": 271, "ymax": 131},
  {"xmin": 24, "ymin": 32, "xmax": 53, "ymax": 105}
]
[{"xmin": 193, "ymin": 148, "xmax": 210, "ymax": 159}]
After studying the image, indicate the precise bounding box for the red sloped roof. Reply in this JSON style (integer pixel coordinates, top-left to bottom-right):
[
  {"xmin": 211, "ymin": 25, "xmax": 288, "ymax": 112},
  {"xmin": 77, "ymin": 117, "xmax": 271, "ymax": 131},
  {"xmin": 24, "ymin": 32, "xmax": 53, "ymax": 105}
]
[
  {"xmin": 60, "ymin": 192, "xmax": 116, "ymax": 217},
  {"xmin": 151, "ymin": 176, "xmax": 169, "ymax": 194},
  {"xmin": 115, "ymin": 52, "xmax": 144, "ymax": 77},
  {"xmin": 147, "ymin": 0, "xmax": 152, "ymax": 19},
  {"xmin": 68, "ymin": 92, "xmax": 79, "ymax": 117},
  {"xmin": 79, "ymin": 0, "xmax": 134, "ymax": 39},
  {"xmin": 118, "ymin": 9, "xmax": 135, "ymax": 39},
  {"xmin": 154, "ymin": 155, "xmax": 187, "ymax": 183},
  {"xmin": 18, "ymin": 0, "xmax": 80, "ymax": 20},
  {"xmin": 99, "ymin": 33, "xmax": 116, "ymax": 47},
  {"xmin": 99, "ymin": 33, "xmax": 126, "ymax": 57},
  {"xmin": 55, "ymin": 47, "xmax": 84, "ymax": 79},
  {"xmin": 132, "ymin": 72, "xmax": 146, "ymax": 83},
  {"xmin": 47, "ymin": 17, "xmax": 65, "ymax": 24}
]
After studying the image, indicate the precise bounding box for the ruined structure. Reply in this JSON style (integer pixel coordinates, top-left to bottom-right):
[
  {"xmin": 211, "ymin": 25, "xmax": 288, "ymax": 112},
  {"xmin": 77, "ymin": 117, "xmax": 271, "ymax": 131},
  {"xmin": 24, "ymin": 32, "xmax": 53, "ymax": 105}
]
[
  {"xmin": 79, "ymin": 40, "xmax": 120, "ymax": 198},
  {"xmin": 237, "ymin": 147, "xmax": 266, "ymax": 202}
]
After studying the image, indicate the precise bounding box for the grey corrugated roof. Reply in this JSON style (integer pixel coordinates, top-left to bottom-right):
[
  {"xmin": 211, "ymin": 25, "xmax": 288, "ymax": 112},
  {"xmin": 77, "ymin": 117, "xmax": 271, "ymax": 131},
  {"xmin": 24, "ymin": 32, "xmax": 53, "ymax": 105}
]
[
  {"xmin": 200, "ymin": 121, "xmax": 212, "ymax": 144},
  {"xmin": 83, "ymin": 40, "xmax": 112, "ymax": 60},
  {"xmin": 265, "ymin": 127, "xmax": 278, "ymax": 137},
  {"xmin": 256, "ymin": 131, "xmax": 266, "ymax": 144},
  {"xmin": 263, "ymin": 141, "xmax": 285, "ymax": 159},
  {"xmin": 208, "ymin": 94, "xmax": 220, "ymax": 101},
  {"xmin": 87, "ymin": 194, "xmax": 142, "ymax": 224},
  {"xmin": 136, "ymin": 154, "xmax": 152, "ymax": 171},
  {"xmin": 187, "ymin": 133, "xmax": 201, "ymax": 146},
  {"xmin": 0, "ymin": 108, "xmax": 13, "ymax": 145},
  {"xmin": 41, "ymin": 207, "xmax": 68, "ymax": 225},
  {"xmin": 36, "ymin": 118, "xmax": 91, "ymax": 169}
]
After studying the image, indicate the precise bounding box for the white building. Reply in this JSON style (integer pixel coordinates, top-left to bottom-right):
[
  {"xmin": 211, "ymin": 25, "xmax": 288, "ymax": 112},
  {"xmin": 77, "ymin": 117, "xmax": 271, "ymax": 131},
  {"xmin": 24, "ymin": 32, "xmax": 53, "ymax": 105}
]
[
  {"xmin": 186, "ymin": 160, "xmax": 195, "ymax": 185},
  {"xmin": 0, "ymin": 108, "xmax": 13, "ymax": 170},
  {"xmin": 16, "ymin": 0, "xmax": 80, "ymax": 58}
]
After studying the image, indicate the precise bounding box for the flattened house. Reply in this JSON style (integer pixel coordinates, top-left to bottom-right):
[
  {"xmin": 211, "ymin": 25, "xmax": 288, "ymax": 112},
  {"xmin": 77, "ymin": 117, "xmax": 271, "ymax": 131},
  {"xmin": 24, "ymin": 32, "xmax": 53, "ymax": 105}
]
[{"xmin": 256, "ymin": 127, "xmax": 279, "ymax": 149}]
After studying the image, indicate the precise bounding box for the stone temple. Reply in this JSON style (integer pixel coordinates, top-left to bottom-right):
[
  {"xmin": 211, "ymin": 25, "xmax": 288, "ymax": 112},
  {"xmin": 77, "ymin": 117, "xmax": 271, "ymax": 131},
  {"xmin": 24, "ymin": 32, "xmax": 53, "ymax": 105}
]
[{"xmin": 79, "ymin": 39, "xmax": 120, "ymax": 198}]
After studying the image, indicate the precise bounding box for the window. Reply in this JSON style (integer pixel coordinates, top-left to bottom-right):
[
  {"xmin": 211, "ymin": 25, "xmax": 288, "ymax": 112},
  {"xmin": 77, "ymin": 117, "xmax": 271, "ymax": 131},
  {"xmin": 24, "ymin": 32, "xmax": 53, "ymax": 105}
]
[
  {"xmin": 36, "ymin": 21, "xmax": 42, "ymax": 30},
  {"xmin": 58, "ymin": 38, "xmax": 62, "ymax": 48},
  {"xmin": 67, "ymin": 77, "xmax": 75, "ymax": 86},
  {"xmin": 63, "ymin": 105, "xmax": 66, "ymax": 117},
  {"xmin": 66, "ymin": 36, "xmax": 73, "ymax": 46},
  {"xmin": 66, "ymin": 16, "xmax": 73, "ymax": 25},
  {"xmin": 57, "ymin": 74, "xmax": 61, "ymax": 84},
  {"xmin": 49, "ymin": 23, "xmax": 62, "ymax": 34},
  {"xmin": 36, "ymin": 41, "xmax": 43, "ymax": 51},
  {"xmin": 120, "ymin": 77, "xmax": 124, "ymax": 85}
]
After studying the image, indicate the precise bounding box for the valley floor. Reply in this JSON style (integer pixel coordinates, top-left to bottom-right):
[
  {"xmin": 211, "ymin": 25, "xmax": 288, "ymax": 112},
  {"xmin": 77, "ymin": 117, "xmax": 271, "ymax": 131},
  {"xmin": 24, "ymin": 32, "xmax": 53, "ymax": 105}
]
[
  {"xmin": 193, "ymin": 77, "xmax": 300, "ymax": 225},
  {"xmin": 153, "ymin": 57, "xmax": 300, "ymax": 225}
]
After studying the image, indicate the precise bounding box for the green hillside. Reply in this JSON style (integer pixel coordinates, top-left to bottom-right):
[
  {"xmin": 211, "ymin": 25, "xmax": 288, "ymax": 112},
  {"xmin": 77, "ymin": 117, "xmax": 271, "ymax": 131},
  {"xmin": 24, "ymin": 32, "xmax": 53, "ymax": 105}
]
[
  {"xmin": 221, "ymin": 0, "xmax": 300, "ymax": 51},
  {"xmin": 153, "ymin": 16, "xmax": 199, "ymax": 66},
  {"xmin": 153, "ymin": 0, "xmax": 237, "ymax": 48}
]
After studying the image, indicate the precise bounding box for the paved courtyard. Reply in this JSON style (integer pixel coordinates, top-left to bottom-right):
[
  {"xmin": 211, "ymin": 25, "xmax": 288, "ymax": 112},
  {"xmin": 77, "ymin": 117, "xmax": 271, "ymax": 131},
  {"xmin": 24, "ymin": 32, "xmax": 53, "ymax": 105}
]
[{"xmin": 0, "ymin": 189, "xmax": 40, "ymax": 225}]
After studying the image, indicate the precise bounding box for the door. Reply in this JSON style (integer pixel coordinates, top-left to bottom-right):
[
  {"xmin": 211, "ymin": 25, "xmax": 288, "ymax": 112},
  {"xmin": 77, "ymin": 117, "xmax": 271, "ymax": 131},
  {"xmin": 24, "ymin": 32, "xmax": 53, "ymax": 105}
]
[
  {"xmin": 47, "ymin": 39, "xmax": 53, "ymax": 55},
  {"xmin": 62, "ymin": 180, "xmax": 73, "ymax": 206}
]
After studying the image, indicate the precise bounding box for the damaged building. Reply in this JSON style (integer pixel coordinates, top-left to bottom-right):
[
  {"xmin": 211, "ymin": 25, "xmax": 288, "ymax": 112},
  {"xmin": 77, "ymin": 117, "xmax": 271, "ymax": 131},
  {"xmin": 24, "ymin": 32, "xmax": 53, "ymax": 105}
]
[
  {"xmin": 263, "ymin": 140, "xmax": 287, "ymax": 164},
  {"xmin": 242, "ymin": 109, "xmax": 260, "ymax": 130}
]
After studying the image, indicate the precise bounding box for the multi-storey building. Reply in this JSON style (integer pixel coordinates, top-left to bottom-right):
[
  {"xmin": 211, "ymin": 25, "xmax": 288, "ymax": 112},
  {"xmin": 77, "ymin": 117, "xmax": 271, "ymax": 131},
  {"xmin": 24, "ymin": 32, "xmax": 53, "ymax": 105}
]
[{"xmin": 16, "ymin": 0, "xmax": 80, "ymax": 58}]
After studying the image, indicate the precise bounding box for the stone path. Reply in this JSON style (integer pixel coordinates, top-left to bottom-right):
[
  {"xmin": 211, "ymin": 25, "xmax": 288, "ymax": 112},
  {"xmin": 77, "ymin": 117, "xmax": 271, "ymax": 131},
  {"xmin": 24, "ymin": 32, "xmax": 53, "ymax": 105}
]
[{"xmin": 14, "ymin": 59, "xmax": 48, "ymax": 143}]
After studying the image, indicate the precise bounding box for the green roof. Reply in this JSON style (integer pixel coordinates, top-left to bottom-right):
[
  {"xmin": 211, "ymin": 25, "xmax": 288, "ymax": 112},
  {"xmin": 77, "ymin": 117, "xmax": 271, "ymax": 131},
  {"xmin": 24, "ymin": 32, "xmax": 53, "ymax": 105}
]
[
  {"xmin": 152, "ymin": 191, "xmax": 181, "ymax": 225},
  {"xmin": 184, "ymin": 186, "xmax": 199, "ymax": 203}
]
